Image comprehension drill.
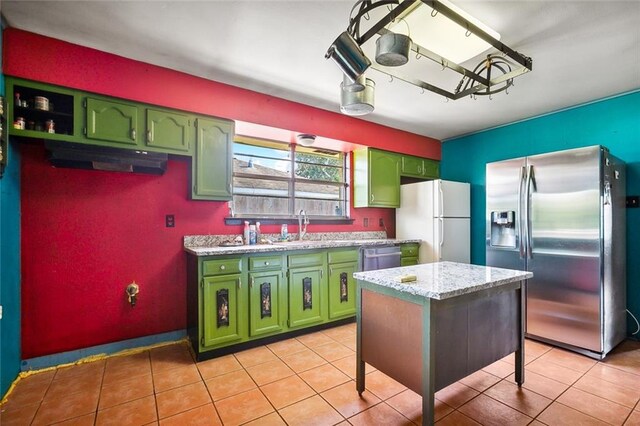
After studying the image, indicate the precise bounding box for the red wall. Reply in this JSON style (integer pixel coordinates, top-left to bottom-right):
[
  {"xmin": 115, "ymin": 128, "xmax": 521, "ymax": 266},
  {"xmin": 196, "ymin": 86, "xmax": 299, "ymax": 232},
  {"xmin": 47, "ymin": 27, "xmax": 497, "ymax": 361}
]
[{"xmin": 5, "ymin": 28, "xmax": 437, "ymax": 358}]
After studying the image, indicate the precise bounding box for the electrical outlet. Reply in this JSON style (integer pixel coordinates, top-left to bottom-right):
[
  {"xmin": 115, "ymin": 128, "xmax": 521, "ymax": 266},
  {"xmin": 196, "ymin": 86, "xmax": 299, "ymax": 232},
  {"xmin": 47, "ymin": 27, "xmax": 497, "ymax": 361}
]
[
  {"xmin": 166, "ymin": 214, "xmax": 175, "ymax": 227},
  {"xmin": 379, "ymin": 218, "xmax": 384, "ymax": 227},
  {"xmin": 363, "ymin": 218, "xmax": 369, "ymax": 227}
]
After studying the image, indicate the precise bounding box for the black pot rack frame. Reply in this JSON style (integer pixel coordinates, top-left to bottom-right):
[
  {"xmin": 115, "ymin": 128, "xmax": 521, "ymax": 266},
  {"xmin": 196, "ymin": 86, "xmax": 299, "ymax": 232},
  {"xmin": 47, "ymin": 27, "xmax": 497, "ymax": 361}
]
[{"xmin": 352, "ymin": 0, "xmax": 533, "ymax": 100}]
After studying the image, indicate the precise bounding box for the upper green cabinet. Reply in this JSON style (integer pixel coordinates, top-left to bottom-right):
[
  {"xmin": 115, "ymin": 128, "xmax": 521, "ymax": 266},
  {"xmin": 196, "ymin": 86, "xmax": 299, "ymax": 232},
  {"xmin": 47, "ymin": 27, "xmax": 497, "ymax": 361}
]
[
  {"xmin": 354, "ymin": 148, "xmax": 401, "ymax": 208},
  {"xmin": 192, "ymin": 117, "xmax": 234, "ymax": 201},
  {"xmin": 353, "ymin": 147, "xmax": 440, "ymax": 208},
  {"xmin": 146, "ymin": 109, "xmax": 191, "ymax": 152},
  {"xmin": 85, "ymin": 98, "xmax": 138, "ymax": 145},
  {"xmin": 401, "ymin": 155, "xmax": 439, "ymax": 179}
]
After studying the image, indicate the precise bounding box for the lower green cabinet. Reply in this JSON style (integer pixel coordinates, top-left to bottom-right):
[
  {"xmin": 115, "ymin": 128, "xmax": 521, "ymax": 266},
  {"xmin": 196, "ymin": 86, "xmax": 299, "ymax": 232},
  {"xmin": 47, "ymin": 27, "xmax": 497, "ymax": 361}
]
[
  {"xmin": 288, "ymin": 266, "xmax": 325, "ymax": 328},
  {"xmin": 401, "ymin": 257, "xmax": 418, "ymax": 266},
  {"xmin": 249, "ymin": 270, "xmax": 284, "ymax": 337},
  {"xmin": 202, "ymin": 274, "xmax": 244, "ymax": 347},
  {"xmin": 328, "ymin": 262, "xmax": 357, "ymax": 319}
]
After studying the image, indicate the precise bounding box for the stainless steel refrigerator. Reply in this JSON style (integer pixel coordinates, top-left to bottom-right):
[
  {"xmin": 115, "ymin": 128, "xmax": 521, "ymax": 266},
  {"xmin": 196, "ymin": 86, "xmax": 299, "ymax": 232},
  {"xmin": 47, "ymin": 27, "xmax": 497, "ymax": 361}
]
[
  {"xmin": 486, "ymin": 146, "xmax": 626, "ymax": 359},
  {"xmin": 397, "ymin": 180, "xmax": 470, "ymax": 264}
]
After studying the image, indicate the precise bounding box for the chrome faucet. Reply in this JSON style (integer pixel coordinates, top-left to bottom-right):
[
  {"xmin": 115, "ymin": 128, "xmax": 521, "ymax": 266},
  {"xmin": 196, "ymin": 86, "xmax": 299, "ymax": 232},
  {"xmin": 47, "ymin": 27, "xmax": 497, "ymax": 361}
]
[{"xmin": 298, "ymin": 209, "xmax": 309, "ymax": 240}]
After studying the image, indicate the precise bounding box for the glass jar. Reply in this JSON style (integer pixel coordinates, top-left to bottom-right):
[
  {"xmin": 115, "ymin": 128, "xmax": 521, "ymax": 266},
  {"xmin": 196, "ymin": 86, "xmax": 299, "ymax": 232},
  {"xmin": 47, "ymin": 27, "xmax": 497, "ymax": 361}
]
[
  {"xmin": 14, "ymin": 117, "xmax": 25, "ymax": 130},
  {"xmin": 45, "ymin": 120, "xmax": 55, "ymax": 134}
]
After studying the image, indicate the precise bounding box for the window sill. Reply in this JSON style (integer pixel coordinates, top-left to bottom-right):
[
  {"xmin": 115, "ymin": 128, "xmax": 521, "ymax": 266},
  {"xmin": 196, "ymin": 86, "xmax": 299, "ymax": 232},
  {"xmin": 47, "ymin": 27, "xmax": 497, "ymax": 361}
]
[{"xmin": 224, "ymin": 217, "xmax": 355, "ymax": 226}]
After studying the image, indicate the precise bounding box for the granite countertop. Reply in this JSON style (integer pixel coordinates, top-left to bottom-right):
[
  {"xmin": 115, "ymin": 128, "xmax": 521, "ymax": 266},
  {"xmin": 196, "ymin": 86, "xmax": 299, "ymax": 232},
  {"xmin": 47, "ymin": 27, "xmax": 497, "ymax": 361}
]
[
  {"xmin": 353, "ymin": 261, "xmax": 532, "ymax": 300},
  {"xmin": 184, "ymin": 238, "xmax": 420, "ymax": 256}
]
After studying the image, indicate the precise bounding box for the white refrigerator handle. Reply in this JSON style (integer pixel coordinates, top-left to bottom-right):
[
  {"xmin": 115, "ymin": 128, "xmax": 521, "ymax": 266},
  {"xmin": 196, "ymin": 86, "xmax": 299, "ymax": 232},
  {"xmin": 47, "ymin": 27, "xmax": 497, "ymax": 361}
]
[
  {"xmin": 439, "ymin": 217, "xmax": 444, "ymax": 260},
  {"xmin": 438, "ymin": 181, "xmax": 444, "ymax": 218}
]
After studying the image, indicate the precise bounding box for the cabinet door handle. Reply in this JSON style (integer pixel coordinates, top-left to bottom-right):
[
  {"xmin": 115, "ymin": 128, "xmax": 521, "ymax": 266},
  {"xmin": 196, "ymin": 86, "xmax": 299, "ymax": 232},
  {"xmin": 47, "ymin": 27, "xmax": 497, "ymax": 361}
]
[
  {"xmin": 320, "ymin": 269, "xmax": 323, "ymax": 279},
  {"xmin": 265, "ymin": 261, "xmax": 270, "ymax": 266},
  {"xmin": 228, "ymin": 183, "xmax": 232, "ymax": 193},
  {"xmin": 418, "ymin": 166, "xmax": 422, "ymax": 173},
  {"xmin": 147, "ymin": 129, "xmax": 153, "ymax": 142},
  {"xmin": 220, "ymin": 265, "xmax": 226, "ymax": 271},
  {"xmin": 237, "ymin": 278, "xmax": 241, "ymax": 288},
  {"xmin": 131, "ymin": 128, "xmax": 136, "ymax": 140},
  {"xmin": 250, "ymin": 277, "xmax": 254, "ymax": 288},
  {"xmin": 329, "ymin": 267, "xmax": 333, "ymax": 276},
  {"xmin": 371, "ymin": 194, "xmax": 375, "ymax": 202}
]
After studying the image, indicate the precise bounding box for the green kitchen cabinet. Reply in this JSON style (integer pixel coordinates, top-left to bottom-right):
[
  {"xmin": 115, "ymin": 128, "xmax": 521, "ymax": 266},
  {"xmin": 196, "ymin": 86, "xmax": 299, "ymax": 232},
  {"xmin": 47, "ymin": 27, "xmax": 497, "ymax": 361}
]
[
  {"xmin": 249, "ymin": 269, "xmax": 285, "ymax": 337},
  {"xmin": 85, "ymin": 97, "xmax": 139, "ymax": 146},
  {"xmin": 288, "ymin": 266, "xmax": 325, "ymax": 328},
  {"xmin": 353, "ymin": 148, "xmax": 401, "ymax": 208},
  {"xmin": 202, "ymin": 273, "xmax": 244, "ymax": 347},
  {"xmin": 192, "ymin": 117, "xmax": 234, "ymax": 200},
  {"xmin": 400, "ymin": 243, "xmax": 420, "ymax": 266},
  {"xmin": 7, "ymin": 78, "xmax": 82, "ymax": 143},
  {"xmin": 328, "ymin": 261, "xmax": 358, "ymax": 319},
  {"xmin": 145, "ymin": 109, "xmax": 191, "ymax": 152},
  {"xmin": 400, "ymin": 155, "xmax": 440, "ymax": 180}
]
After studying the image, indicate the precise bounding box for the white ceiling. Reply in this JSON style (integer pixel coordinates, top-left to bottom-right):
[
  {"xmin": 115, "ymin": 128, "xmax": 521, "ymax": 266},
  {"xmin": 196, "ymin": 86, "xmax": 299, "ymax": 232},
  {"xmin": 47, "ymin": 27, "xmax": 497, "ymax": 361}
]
[{"xmin": 2, "ymin": 1, "xmax": 639, "ymax": 141}]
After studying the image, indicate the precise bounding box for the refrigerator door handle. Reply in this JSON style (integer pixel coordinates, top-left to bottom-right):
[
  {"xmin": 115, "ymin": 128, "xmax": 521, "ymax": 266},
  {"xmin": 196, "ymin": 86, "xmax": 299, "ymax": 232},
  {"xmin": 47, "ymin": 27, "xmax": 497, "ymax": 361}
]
[
  {"xmin": 439, "ymin": 217, "xmax": 444, "ymax": 259},
  {"xmin": 518, "ymin": 166, "xmax": 526, "ymax": 259},
  {"xmin": 525, "ymin": 165, "xmax": 534, "ymax": 259},
  {"xmin": 439, "ymin": 181, "xmax": 444, "ymax": 218}
]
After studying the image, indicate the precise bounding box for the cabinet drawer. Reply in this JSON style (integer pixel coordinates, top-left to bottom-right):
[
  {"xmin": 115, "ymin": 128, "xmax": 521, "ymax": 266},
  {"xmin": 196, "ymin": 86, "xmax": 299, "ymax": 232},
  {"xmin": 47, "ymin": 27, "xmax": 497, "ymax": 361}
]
[
  {"xmin": 328, "ymin": 249, "xmax": 359, "ymax": 265},
  {"xmin": 249, "ymin": 255, "xmax": 283, "ymax": 270},
  {"xmin": 202, "ymin": 258, "xmax": 242, "ymax": 276},
  {"xmin": 401, "ymin": 243, "xmax": 419, "ymax": 258},
  {"xmin": 288, "ymin": 252, "xmax": 324, "ymax": 268}
]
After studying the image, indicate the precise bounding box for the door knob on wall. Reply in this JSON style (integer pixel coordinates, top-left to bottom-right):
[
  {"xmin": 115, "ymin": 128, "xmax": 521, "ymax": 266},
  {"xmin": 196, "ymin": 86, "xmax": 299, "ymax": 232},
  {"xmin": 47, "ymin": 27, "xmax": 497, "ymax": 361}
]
[{"xmin": 126, "ymin": 282, "xmax": 140, "ymax": 307}]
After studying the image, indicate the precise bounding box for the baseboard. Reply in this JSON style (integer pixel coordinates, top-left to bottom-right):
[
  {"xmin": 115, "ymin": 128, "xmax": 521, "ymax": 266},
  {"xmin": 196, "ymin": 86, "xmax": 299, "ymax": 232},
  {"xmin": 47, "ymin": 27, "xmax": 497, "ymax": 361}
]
[{"xmin": 21, "ymin": 329, "xmax": 187, "ymax": 371}]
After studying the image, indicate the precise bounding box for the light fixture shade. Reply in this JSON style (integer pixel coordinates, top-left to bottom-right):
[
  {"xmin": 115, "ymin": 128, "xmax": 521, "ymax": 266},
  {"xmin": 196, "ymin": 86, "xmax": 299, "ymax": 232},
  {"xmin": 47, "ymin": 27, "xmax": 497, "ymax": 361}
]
[
  {"xmin": 375, "ymin": 32, "xmax": 412, "ymax": 66},
  {"xmin": 296, "ymin": 134, "xmax": 316, "ymax": 147},
  {"xmin": 325, "ymin": 31, "xmax": 371, "ymax": 83},
  {"xmin": 340, "ymin": 78, "xmax": 375, "ymax": 116}
]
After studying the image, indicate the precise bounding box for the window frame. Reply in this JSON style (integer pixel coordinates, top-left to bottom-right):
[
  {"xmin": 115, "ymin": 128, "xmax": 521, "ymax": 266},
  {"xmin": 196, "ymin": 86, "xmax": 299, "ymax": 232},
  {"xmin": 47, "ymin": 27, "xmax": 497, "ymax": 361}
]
[{"xmin": 230, "ymin": 137, "xmax": 351, "ymax": 222}]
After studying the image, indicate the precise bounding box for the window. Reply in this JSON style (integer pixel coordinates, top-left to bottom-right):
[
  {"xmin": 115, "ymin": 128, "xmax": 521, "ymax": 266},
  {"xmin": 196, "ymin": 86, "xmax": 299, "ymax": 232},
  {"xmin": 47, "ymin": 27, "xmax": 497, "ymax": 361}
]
[{"xmin": 232, "ymin": 136, "xmax": 349, "ymax": 219}]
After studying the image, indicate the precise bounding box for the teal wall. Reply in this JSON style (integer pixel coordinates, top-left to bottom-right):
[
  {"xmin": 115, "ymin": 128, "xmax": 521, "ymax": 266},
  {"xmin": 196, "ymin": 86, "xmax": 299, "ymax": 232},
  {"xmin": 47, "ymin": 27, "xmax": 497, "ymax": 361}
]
[
  {"xmin": 0, "ymin": 23, "xmax": 22, "ymax": 397},
  {"xmin": 441, "ymin": 90, "xmax": 640, "ymax": 334}
]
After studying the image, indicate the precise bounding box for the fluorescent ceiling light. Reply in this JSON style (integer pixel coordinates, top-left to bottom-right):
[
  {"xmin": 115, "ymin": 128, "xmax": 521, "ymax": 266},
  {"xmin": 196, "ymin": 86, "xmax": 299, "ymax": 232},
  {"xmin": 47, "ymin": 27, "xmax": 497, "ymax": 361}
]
[{"xmin": 389, "ymin": 0, "xmax": 501, "ymax": 64}]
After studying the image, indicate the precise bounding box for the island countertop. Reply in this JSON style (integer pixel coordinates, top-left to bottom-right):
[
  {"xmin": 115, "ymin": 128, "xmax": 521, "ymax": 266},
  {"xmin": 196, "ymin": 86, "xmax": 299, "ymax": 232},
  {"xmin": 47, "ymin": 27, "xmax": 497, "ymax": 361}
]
[{"xmin": 353, "ymin": 261, "xmax": 532, "ymax": 300}]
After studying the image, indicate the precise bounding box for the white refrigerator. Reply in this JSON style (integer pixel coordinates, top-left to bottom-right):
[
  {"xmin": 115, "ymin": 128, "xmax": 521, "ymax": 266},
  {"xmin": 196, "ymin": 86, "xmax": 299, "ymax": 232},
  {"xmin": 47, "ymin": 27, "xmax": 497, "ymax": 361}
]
[{"xmin": 396, "ymin": 180, "xmax": 470, "ymax": 264}]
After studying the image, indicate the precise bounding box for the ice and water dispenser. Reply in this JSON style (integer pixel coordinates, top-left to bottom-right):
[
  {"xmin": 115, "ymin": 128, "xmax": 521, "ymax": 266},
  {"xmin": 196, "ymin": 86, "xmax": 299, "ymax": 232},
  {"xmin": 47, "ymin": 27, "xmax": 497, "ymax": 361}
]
[{"xmin": 490, "ymin": 211, "xmax": 517, "ymax": 248}]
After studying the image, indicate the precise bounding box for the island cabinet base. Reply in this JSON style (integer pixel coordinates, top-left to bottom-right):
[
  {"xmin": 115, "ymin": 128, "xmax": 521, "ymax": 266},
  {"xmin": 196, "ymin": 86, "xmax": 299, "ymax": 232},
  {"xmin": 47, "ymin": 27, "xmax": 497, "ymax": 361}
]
[{"xmin": 356, "ymin": 282, "xmax": 525, "ymax": 425}]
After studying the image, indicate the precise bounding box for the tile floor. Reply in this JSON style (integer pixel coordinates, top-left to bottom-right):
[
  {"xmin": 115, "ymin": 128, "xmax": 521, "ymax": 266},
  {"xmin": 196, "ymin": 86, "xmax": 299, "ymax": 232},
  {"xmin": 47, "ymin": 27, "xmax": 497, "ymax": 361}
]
[{"xmin": 1, "ymin": 323, "xmax": 639, "ymax": 425}]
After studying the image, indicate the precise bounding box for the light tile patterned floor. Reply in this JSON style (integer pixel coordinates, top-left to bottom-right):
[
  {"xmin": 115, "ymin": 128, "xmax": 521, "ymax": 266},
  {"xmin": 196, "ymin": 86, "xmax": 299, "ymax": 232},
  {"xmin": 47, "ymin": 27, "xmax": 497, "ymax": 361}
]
[{"xmin": 1, "ymin": 323, "xmax": 639, "ymax": 425}]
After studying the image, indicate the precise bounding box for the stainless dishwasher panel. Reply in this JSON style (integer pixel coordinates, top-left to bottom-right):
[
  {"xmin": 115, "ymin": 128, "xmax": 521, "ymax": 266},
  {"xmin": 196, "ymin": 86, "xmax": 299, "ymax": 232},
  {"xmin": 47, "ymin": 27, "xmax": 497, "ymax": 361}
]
[{"xmin": 361, "ymin": 246, "xmax": 402, "ymax": 271}]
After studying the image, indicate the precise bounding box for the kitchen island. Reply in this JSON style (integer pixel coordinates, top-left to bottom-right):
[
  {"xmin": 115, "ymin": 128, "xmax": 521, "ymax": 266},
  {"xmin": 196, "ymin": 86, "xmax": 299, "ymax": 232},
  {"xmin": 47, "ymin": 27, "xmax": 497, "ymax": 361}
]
[{"xmin": 353, "ymin": 262, "xmax": 532, "ymax": 425}]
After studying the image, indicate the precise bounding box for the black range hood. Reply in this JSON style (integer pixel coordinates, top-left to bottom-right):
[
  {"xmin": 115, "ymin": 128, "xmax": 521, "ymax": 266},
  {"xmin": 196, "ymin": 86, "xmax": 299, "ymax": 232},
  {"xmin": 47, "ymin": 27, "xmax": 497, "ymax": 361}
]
[{"xmin": 45, "ymin": 140, "xmax": 168, "ymax": 175}]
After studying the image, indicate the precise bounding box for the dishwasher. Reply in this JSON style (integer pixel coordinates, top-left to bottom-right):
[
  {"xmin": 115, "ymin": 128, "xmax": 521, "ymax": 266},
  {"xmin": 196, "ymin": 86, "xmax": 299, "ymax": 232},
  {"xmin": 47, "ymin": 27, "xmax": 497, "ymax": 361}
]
[{"xmin": 360, "ymin": 245, "xmax": 402, "ymax": 271}]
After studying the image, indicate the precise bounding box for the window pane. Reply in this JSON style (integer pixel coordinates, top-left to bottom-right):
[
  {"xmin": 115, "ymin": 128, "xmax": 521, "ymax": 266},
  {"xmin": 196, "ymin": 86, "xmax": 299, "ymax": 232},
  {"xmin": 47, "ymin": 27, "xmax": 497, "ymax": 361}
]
[
  {"xmin": 235, "ymin": 141, "xmax": 290, "ymax": 160},
  {"xmin": 234, "ymin": 156, "xmax": 291, "ymax": 178},
  {"xmin": 296, "ymin": 199, "xmax": 345, "ymax": 217},
  {"xmin": 295, "ymin": 181, "xmax": 342, "ymax": 200},
  {"xmin": 234, "ymin": 176, "xmax": 289, "ymax": 197},
  {"xmin": 235, "ymin": 195, "xmax": 290, "ymax": 216}
]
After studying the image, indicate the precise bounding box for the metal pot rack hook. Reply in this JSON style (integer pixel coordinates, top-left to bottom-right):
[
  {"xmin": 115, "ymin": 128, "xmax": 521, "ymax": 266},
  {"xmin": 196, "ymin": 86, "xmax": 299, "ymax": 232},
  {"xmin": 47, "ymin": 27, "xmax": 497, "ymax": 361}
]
[
  {"xmin": 416, "ymin": 52, "xmax": 422, "ymax": 60},
  {"xmin": 421, "ymin": 87, "xmax": 425, "ymax": 94},
  {"xmin": 441, "ymin": 60, "xmax": 446, "ymax": 71},
  {"xmin": 364, "ymin": 11, "xmax": 370, "ymax": 20},
  {"xmin": 465, "ymin": 28, "xmax": 472, "ymax": 37},
  {"xmin": 389, "ymin": 75, "xmax": 394, "ymax": 83},
  {"xmin": 431, "ymin": 8, "xmax": 438, "ymax": 17}
]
